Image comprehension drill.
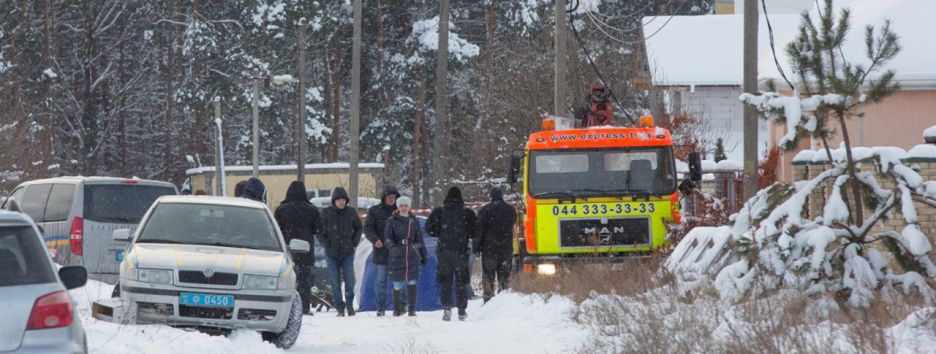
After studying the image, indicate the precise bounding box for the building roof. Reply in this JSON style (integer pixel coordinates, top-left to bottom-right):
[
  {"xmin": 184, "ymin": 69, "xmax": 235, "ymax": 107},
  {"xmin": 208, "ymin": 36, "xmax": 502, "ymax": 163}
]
[
  {"xmin": 643, "ymin": 14, "xmax": 799, "ymax": 87},
  {"xmin": 186, "ymin": 163, "xmax": 385, "ymax": 175},
  {"xmin": 645, "ymin": 0, "xmax": 936, "ymax": 88}
]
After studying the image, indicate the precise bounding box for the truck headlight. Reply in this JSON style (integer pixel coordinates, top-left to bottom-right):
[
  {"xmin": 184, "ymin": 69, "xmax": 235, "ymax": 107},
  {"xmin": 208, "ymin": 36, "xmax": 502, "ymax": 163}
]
[
  {"xmin": 243, "ymin": 275, "xmax": 279, "ymax": 290},
  {"xmin": 137, "ymin": 269, "xmax": 173, "ymax": 284},
  {"xmin": 537, "ymin": 264, "xmax": 557, "ymax": 275}
]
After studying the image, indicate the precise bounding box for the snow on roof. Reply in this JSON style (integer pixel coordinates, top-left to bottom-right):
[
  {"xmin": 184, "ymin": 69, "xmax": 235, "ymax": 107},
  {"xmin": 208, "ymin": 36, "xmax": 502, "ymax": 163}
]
[
  {"xmin": 646, "ymin": 0, "xmax": 936, "ymax": 88},
  {"xmin": 908, "ymin": 144, "xmax": 936, "ymax": 159},
  {"xmin": 186, "ymin": 163, "xmax": 385, "ymax": 175},
  {"xmin": 792, "ymin": 150, "xmax": 816, "ymax": 163},
  {"xmin": 643, "ymin": 14, "xmax": 799, "ymax": 86},
  {"xmin": 715, "ymin": 159, "xmax": 743, "ymax": 171},
  {"xmin": 701, "ymin": 160, "xmax": 717, "ymax": 172},
  {"xmin": 758, "ymin": 0, "xmax": 936, "ymax": 89}
]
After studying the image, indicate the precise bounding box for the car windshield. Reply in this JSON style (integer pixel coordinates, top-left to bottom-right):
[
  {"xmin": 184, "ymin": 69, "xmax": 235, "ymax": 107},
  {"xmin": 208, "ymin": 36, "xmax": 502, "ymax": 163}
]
[
  {"xmin": 84, "ymin": 184, "xmax": 176, "ymax": 223},
  {"xmin": 0, "ymin": 226, "xmax": 57, "ymax": 287},
  {"xmin": 136, "ymin": 203, "xmax": 281, "ymax": 252},
  {"xmin": 528, "ymin": 147, "xmax": 677, "ymax": 197}
]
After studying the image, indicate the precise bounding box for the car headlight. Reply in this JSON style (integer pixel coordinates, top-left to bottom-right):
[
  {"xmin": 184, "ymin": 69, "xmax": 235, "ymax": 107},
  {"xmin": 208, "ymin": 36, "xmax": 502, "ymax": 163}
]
[
  {"xmin": 536, "ymin": 264, "xmax": 557, "ymax": 276},
  {"xmin": 137, "ymin": 268, "xmax": 173, "ymax": 284},
  {"xmin": 243, "ymin": 275, "xmax": 280, "ymax": 290}
]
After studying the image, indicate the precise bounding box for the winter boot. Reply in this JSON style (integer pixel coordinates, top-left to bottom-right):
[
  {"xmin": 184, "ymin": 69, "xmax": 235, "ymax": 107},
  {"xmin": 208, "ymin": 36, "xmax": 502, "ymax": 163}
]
[
  {"xmin": 392, "ymin": 290, "xmax": 404, "ymax": 317},
  {"xmin": 337, "ymin": 307, "xmax": 345, "ymax": 317},
  {"xmin": 442, "ymin": 308, "xmax": 452, "ymax": 322},
  {"xmin": 407, "ymin": 285, "xmax": 418, "ymax": 317},
  {"xmin": 376, "ymin": 308, "xmax": 385, "ymax": 317},
  {"xmin": 458, "ymin": 308, "xmax": 468, "ymax": 321},
  {"xmin": 347, "ymin": 307, "xmax": 356, "ymax": 317}
]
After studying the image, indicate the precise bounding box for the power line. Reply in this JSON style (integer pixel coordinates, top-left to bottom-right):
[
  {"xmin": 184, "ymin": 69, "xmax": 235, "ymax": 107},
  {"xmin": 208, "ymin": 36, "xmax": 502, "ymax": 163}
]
[
  {"xmin": 566, "ymin": 10, "xmax": 636, "ymax": 125},
  {"xmin": 762, "ymin": 0, "xmax": 796, "ymax": 91}
]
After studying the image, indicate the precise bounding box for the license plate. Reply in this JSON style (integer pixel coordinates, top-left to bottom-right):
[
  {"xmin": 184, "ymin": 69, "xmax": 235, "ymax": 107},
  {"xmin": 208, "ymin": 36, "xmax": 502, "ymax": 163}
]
[
  {"xmin": 115, "ymin": 250, "xmax": 124, "ymax": 262},
  {"xmin": 179, "ymin": 293, "xmax": 235, "ymax": 308}
]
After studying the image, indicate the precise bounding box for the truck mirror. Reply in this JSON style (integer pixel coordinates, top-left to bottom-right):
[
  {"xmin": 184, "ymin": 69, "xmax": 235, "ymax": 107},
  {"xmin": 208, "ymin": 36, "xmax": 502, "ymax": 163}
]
[
  {"xmin": 688, "ymin": 152, "xmax": 702, "ymax": 182},
  {"xmin": 507, "ymin": 155, "xmax": 522, "ymax": 185}
]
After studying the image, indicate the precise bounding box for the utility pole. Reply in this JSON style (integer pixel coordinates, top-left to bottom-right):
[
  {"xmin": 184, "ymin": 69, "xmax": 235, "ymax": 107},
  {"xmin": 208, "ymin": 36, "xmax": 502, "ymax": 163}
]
[
  {"xmin": 251, "ymin": 70, "xmax": 260, "ymax": 178},
  {"xmin": 432, "ymin": 0, "xmax": 450, "ymax": 205},
  {"xmin": 742, "ymin": 0, "xmax": 759, "ymax": 200},
  {"xmin": 349, "ymin": 2, "xmax": 362, "ymax": 208},
  {"xmin": 214, "ymin": 97, "xmax": 226, "ymax": 196},
  {"xmin": 554, "ymin": 0, "xmax": 567, "ymax": 115},
  {"xmin": 297, "ymin": 18, "xmax": 309, "ymax": 183}
]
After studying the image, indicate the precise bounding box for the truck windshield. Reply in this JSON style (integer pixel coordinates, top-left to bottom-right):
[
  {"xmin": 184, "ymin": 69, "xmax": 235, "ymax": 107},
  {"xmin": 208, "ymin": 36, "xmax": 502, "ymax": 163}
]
[{"xmin": 528, "ymin": 147, "xmax": 676, "ymax": 197}]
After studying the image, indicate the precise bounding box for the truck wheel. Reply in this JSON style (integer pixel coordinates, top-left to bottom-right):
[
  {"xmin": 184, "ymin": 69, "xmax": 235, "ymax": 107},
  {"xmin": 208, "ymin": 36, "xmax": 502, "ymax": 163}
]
[{"xmin": 262, "ymin": 290, "xmax": 303, "ymax": 349}]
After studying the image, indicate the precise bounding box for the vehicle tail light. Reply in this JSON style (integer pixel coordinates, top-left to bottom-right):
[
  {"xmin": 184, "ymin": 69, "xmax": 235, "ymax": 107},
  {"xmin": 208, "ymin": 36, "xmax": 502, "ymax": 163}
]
[
  {"xmin": 69, "ymin": 217, "xmax": 83, "ymax": 256},
  {"xmin": 27, "ymin": 291, "xmax": 74, "ymax": 330}
]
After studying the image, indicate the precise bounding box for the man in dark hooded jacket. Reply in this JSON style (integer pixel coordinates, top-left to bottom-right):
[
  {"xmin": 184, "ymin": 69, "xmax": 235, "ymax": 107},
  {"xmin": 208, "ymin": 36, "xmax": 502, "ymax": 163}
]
[
  {"xmin": 475, "ymin": 187, "xmax": 517, "ymax": 303},
  {"xmin": 274, "ymin": 181, "xmax": 321, "ymax": 314},
  {"xmin": 241, "ymin": 177, "xmax": 267, "ymax": 202},
  {"xmin": 363, "ymin": 186, "xmax": 399, "ymax": 316},
  {"xmin": 317, "ymin": 187, "xmax": 363, "ymax": 317},
  {"xmin": 426, "ymin": 186, "xmax": 477, "ymax": 321}
]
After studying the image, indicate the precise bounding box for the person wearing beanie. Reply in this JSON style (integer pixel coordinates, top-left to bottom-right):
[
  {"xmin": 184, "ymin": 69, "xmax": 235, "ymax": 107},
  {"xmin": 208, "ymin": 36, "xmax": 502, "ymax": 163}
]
[
  {"xmin": 476, "ymin": 186, "xmax": 517, "ymax": 303},
  {"xmin": 382, "ymin": 196, "xmax": 427, "ymax": 316},
  {"xmin": 317, "ymin": 187, "xmax": 363, "ymax": 317},
  {"xmin": 364, "ymin": 186, "xmax": 400, "ymax": 316},
  {"xmin": 426, "ymin": 186, "xmax": 478, "ymax": 321},
  {"xmin": 240, "ymin": 177, "xmax": 267, "ymax": 203}
]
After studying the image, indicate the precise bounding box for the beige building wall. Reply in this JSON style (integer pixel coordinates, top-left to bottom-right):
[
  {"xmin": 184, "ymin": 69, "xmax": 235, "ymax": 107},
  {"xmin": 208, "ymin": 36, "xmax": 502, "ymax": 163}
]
[{"xmin": 775, "ymin": 90, "xmax": 936, "ymax": 181}]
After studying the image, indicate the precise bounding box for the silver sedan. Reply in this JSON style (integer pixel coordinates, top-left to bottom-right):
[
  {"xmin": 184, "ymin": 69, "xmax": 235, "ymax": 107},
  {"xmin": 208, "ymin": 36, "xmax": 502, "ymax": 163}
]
[{"xmin": 0, "ymin": 208, "xmax": 88, "ymax": 354}]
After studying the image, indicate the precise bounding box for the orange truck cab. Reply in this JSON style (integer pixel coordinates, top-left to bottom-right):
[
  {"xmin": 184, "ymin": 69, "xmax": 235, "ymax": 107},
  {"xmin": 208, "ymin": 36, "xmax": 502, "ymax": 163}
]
[{"xmin": 506, "ymin": 115, "xmax": 700, "ymax": 275}]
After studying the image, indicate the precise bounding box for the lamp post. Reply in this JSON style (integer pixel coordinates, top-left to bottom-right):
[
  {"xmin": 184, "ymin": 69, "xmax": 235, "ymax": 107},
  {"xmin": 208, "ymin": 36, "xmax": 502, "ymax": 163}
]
[{"xmin": 247, "ymin": 72, "xmax": 294, "ymax": 178}]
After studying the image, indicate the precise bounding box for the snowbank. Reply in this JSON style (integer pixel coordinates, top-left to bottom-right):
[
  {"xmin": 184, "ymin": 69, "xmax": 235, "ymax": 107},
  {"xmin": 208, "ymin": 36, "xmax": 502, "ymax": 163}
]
[{"xmin": 925, "ymin": 125, "xmax": 936, "ymax": 141}]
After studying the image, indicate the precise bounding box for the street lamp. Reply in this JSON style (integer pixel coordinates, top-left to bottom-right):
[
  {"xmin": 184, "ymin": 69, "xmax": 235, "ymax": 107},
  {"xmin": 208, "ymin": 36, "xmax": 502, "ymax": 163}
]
[{"xmin": 248, "ymin": 71, "xmax": 295, "ymax": 178}]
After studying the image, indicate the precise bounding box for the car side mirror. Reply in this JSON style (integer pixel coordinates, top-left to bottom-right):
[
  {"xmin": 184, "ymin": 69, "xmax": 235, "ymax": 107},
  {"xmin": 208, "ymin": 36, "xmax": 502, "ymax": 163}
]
[
  {"xmin": 289, "ymin": 239, "xmax": 311, "ymax": 253},
  {"xmin": 3, "ymin": 197, "xmax": 20, "ymax": 212},
  {"xmin": 688, "ymin": 152, "xmax": 702, "ymax": 182},
  {"xmin": 507, "ymin": 155, "xmax": 523, "ymax": 185},
  {"xmin": 112, "ymin": 229, "xmax": 132, "ymax": 242},
  {"xmin": 59, "ymin": 266, "xmax": 88, "ymax": 290}
]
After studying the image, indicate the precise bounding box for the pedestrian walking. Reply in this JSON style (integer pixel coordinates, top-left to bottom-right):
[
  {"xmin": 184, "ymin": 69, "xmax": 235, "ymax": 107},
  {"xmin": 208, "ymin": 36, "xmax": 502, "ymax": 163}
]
[
  {"xmin": 364, "ymin": 186, "xmax": 400, "ymax": 316},
  {"xmin": 475, "ymin": 187, "xmax": 517, "ymax": 303},
  {"xmin": 426, "ymin": 187, "xmax": 477, "ymax": 321},
  {"xmin": 274, "ymin": 181, "xmax": 321, "ymax": 315},
  {"xmin": 383, "ymin": 196, "xmax": 427, "ymax": 317},
  {"xmin": 317, "ymin": 187, "xmax": 363, "ymax": 317}
]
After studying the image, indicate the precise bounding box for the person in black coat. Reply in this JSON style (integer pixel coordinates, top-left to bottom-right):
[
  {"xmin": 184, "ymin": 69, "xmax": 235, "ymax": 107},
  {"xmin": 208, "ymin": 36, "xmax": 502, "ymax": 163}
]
[
  {"xmin": 426, "ymin": 186, "xmax": 478, "ymax": 321},
  {"xmin": 383, "ymin": 196, "xmax": 427, "ymax": 316},
  {"xmin": 274, "ymin": 181, "xmax": 321, "ymax": 315},
  {"xmin": 316, "ymin": 187, "xmax": 363, "ymax": 317},
  {"xmin": 475, "ymin": 187, "xmax": 517, "ymax": 303},
  {"xmin": 363, "ymin": 186, "xmax": 399, "ymax": 316}
]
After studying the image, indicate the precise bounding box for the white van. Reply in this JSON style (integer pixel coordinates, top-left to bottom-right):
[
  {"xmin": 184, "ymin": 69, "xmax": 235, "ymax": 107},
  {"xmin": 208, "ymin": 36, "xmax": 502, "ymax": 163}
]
[{"xmin": 2, "ymin": 177, "xmax": 177, "ymax": 283}]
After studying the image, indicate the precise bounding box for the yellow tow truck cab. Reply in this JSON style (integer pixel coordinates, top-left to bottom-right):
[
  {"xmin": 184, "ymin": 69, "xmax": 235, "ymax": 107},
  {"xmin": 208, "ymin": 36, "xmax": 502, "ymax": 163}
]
[{"xmin": 508, "ymin": 115, "xmax": 687, "ymax": 275}]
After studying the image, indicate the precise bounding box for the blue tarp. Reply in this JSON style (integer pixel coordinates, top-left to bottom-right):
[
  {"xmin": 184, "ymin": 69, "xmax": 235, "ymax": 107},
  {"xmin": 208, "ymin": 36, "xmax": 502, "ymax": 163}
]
[{"xmin": 358, "ymin": 219, "xmax": 475, "ymax": 311}]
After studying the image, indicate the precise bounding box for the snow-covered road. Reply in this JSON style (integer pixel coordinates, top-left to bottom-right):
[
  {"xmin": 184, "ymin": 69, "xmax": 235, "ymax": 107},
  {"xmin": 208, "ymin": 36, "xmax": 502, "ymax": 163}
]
[{"xmin": 71, "ymin": 280, "xmax": 588, "ymax": 354}]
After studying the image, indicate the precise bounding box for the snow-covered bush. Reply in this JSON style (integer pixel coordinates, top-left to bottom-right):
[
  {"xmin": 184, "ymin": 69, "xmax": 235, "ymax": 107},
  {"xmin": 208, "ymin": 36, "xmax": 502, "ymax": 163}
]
[{"xmin": 666, "ymin": 0, "xmax": 936, "ymax": 308}]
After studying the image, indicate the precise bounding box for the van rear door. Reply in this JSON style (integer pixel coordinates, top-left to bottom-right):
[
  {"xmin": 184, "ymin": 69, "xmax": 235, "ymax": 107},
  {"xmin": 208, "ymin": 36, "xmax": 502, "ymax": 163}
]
[{"xmin": 81, "ymin": 183, "xmax": 176, "ymax": 279}]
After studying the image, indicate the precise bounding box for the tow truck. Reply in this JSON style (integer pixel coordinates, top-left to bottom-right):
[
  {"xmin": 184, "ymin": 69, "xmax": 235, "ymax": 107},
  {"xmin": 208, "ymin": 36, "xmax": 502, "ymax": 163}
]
[{"xmin": 507, "ymin": 85, "xmax": 702, "ymax": 275}]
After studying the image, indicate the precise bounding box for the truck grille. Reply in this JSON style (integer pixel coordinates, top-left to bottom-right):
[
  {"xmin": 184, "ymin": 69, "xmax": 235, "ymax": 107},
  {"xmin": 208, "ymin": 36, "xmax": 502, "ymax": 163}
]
[
  {"xmin": 559, "ymin": 217, "xmax": 650, "ymax": 248},
  {"xmin": 178, "ymin": 271, "xmax": 239, "ymax": 286}
]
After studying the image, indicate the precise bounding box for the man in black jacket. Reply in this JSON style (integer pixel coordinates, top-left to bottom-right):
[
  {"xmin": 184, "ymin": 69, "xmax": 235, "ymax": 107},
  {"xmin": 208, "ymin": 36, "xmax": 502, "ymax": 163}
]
[
  {"xmin": 426, "ymin": 186, "xmax": 477, "ymax": 321},
  {"xmin": 475, "ymin": 187, "xmax": 517, "ymax": 303},
  {"xmin": 363, "ymin": 186, "xmax": 399, "ymax": 316},
  {"xmin": 316, "ymin": 187, "xmax": 363, "ymax": 317},
  {"xmin": 274, "ymin": 181, "xmax": 321, "ymax": 315}
]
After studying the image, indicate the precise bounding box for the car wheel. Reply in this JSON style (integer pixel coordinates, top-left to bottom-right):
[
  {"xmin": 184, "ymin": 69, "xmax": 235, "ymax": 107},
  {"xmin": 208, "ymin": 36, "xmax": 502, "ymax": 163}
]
[
  {"xmin": 111, "ymin": 281, "xmax": 120, "ymax": 298},
  {"xmin": 262, "ymin": 290, "xmax": 302, "ymax": 349}
]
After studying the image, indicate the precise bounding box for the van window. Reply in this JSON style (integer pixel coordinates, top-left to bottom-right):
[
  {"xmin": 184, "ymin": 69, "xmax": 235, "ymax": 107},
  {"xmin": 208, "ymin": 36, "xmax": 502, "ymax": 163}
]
[
  {"xmin": 20, "ymin": 184, "xmax": 52, "ymax": 222},
  {"xmin": 43, "ymin": 184, "xmax": 76, "ymax": 222},
  {"xmin": 83, "ymin": 185, "xmax": 176, "ymax": 223}
]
